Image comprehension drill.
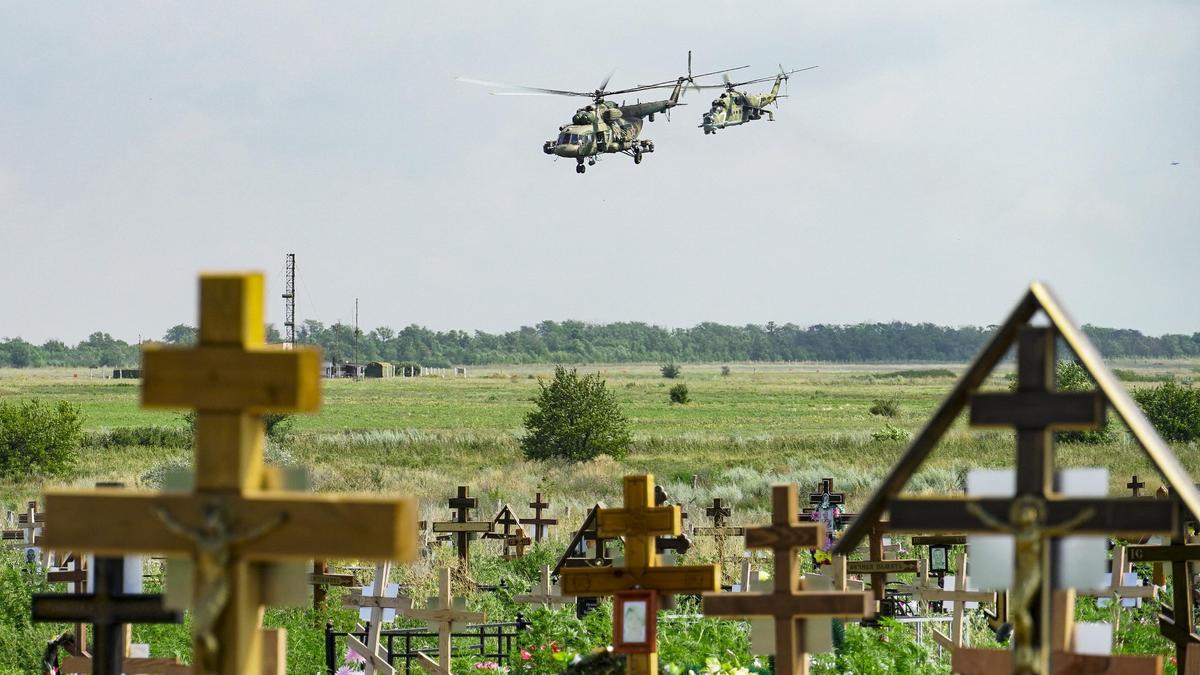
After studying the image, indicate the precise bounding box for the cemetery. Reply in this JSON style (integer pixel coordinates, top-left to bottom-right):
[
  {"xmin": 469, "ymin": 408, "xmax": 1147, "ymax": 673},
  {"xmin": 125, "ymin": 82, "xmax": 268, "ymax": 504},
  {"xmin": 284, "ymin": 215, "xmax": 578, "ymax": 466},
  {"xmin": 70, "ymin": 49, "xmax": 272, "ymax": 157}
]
[{"xmin": 2, "ymin": 274, "xmax": 1198, "ymax": 674}]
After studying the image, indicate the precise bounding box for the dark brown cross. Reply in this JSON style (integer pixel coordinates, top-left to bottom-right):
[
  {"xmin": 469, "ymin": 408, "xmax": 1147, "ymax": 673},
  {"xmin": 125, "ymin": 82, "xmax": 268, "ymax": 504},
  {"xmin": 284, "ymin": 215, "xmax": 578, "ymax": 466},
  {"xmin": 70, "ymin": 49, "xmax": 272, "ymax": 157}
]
[
  {"xmin": 1127, "ymin": 475, "xmax": 1146, "ymax": 498},
  {"xmin": 308, "ymin": 560, "xmax": 354, "ymax": 610},
  {"xmin": 32, "ymin": 556, "xmax": 182, "ymax": 675},
  {"xmin": 885, "ymin": 327, "xmax": 1175, "ymax": 671},
  {"xmin": 1128, "ymin": 496, "xmax": 1200, "ymax": 672},
  {"xmin": 526, "ymin": 492, "xmax": 558, "ymax": 542},
  {"xmin": 703, "ymin": 484, "xmax": 872, "ymax": 675},
  {"xmin": 845, "ymin": 519, "xmax": 919, "ymax": 610},
  {"xmin": 802, "ymin": 478, "xmax": 856, "ymax": 526},
  {"xmin": 430, "ymin": 485, "xmax": 492, "ymax": 571},
  {"xmin": 706, "ymin": 498, "xmax": 732, "ymax": 527}
]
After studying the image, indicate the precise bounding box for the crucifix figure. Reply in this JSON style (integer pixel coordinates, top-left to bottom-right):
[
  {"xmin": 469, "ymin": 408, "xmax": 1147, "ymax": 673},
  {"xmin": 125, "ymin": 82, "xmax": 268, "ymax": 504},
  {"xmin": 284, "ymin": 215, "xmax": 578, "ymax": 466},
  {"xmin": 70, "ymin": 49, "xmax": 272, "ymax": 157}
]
[
  {"xmin": 561, "ymin": 475, "xmax": 718, "ymax": 675},
  {"xmin": 703, "ymin": 484, "xmax": 872, "ymax": 675},
  {"xmin": 32, "ymin": 556, "xmax": 182, "ymax": 675},
  {"xmin": 431, "ymin": 486, "xmax": 491, "ymax": 571},
  {"xmin": 526, "ymin": 492, "xmax": 558, "ymax": 542},
  {"xmin": 42, "ymin": 273, "xmax": 418, "ymax": 675}
]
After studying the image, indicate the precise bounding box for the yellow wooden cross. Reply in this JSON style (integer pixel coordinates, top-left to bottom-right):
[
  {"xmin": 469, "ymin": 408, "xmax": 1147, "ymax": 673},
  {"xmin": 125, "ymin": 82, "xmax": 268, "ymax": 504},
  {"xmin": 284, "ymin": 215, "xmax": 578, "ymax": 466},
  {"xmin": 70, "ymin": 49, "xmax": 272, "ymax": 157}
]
[
  {"xmin": 560, "ymin": 475, "xmax": 719, "ymax": 675},
  {"xmin": 43, "ymin": 273, "xmax": 419, "ymax": 675}
]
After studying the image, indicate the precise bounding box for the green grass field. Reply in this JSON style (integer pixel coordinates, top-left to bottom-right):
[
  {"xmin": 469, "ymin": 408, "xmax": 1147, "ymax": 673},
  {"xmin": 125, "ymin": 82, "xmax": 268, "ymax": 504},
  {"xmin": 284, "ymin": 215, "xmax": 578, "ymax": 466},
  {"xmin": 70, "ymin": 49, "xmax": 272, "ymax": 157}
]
[{"xmin": 1, "ymin": 361, "xmax": 1197, "ymax": 673}]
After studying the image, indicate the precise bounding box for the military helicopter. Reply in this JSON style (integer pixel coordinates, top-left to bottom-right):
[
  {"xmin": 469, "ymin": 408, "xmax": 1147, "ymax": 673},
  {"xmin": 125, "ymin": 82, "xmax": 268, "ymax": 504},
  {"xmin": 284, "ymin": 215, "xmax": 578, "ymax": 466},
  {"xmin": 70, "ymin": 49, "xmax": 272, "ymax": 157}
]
[
  {"xmin": 699, "ymin": 65, "xmax": 818, "ymax": 135},
  {"xmin": 459, "ymin": 53, "xmax": 746, "ymax": 174}
]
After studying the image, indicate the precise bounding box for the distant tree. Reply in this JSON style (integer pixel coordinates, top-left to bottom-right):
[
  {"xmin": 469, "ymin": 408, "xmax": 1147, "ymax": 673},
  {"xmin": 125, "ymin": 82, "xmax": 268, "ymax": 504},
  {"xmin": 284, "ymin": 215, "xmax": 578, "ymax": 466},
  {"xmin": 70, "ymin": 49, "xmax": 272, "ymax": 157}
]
[
  {"xmin": 0, "ymin": 399, "xmax": 83, "ymax": 479},
  {"xmin": 660, "ymin": 363, "xmax": 682, "ymax": 379},
  {"xmin": 669, "ymin": 383, "xmax": 690, "ymax": 404},
  {"xmin": 720, "ymin": 365, "xmax": 731, "ymax": 377},
  {"xmin": 161, "ymin": 324, "xmax": 197, "ymax": 345},
  {"xmin": 1134, "ymin": 382, "xmax": 1200, "ymax": 443},
  {"xmin": 2, "ymin": 339, "xmax": 41, "ymax": 368},
  {"xmin": 521, "ymin": 366, "xmax": 630, "ymax": 462}
]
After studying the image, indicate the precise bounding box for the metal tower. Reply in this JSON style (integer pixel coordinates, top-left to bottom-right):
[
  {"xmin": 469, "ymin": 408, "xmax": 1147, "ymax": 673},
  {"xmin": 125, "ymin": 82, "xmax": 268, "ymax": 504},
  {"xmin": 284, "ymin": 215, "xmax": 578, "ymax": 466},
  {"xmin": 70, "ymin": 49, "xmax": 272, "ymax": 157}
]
[{"xmin": 282, "ymin": 253, "xmax": 295, "ymax": 349}]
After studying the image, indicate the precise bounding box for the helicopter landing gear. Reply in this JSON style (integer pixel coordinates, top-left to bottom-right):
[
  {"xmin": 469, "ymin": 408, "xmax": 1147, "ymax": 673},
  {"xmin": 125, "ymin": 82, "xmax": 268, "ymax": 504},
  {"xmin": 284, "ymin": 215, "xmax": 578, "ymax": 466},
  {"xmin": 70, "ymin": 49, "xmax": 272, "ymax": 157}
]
[
  {"xmin": 576, "ymin": 163, "xmax": 585, "ymax": 174},
  {"xmin": 633, "ymin": 149, "xmax": 643, "ymax": 164},
  {"xmin": 587, "ymin": 157, "xmax": 596, "ymax": 167}
]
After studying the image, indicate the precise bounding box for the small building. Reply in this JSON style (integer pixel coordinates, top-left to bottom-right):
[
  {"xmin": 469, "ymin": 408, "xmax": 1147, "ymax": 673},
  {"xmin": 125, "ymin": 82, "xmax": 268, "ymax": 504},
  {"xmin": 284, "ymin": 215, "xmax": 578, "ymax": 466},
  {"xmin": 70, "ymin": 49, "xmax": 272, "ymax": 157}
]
[
  {"xmin": 112, "ymin": 369, "xmax": 141, "ymax": 379},
  {"xmin": 321, "ymin": 362, "xmax": 337, "ymax": 378},
  {"xmin": 365, "ymin": 361, "xmax": 395, "ymax": 378},
  {"xmin": 340, "ymin": 363, "xmax": 365, "ymax": 379}
]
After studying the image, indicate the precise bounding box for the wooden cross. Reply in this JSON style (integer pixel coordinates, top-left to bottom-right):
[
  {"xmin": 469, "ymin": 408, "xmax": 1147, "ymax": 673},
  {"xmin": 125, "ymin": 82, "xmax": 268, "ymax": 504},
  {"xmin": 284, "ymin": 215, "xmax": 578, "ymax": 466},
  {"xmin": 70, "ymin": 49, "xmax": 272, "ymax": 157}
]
[
  {"xmin": 431, "ymin": 486, "xmax": 491, "ymax": 571},
  {"xmin": 915, "ymin": 551, "xmax": 996, "ymax": 650},
  {"xmin": 342, "ymin": 560, "xmax": 410, "ymax": 675},
  {"xmin": 1127, "ymin": 475, "xmax": 1146, "ymax": 498},
  {"xmin": 1127, "ymin": 495, "xmax": 1200, "ymax": 672},
  {"xmin": 703, "ymin": 484, "xmax": 872, "ymax": 675},
  {"xmin": 845, "ymin": 519, "xmax": 918, "ymax": 610},
  {"xmin": 514, "ymin": 565, "xmax": 572, "ymax": 608},
  {"xmin": 47, "ymin": 552, "xmax": 90, "ymax": 656},
  {"xmin": 695, "ymin": 498, "xmax": 745, "ymax": 538},
  {"xmin": 802, "ymin": 479, "xmax": 857, "ymax": 526},
  {"xmin": 309, "ymin": 560, "xmax": 355, "ymax": 610},
  {"xmin": 16, "ymin": 499, "xmax": 47, "ymax": 544},
  {"xmin": 554, "ymin": 503, "xmax": 614, "ymax": 576},
  {"xmin": 1076, "ymin": 545, "xmax": 1155, "ymax": 640},
  {"xmin": 879, "ymin": 327, "xmax": 1175, "ymax": 672},
  {"xmin": 526, "ymin": 492, "xmax": 557, "ymax": 542},
  {"xmin": 951, "ymin": 589, "xmax": 1163, "ymax": 673},
  {"xmin": 33, "ymin": 556, "xmax": 182, "ymax": 675},
  {"xmin": 561, "ymin": 475, "xmax": 719, "ymax": 675},
  {"xmin": 42, "ymin": 273, "xmax": 418, "ymax": 675},
  {"xmin": 484, "ymin": 504, "xmax": 527, "ymax": 560},
  {"xmin": 406, "ymin": 568, "xmax": 486, "ymax": 675},
  {"xmin": 653, "ymin": 485, "xmax": 692, "ymax": 557}
]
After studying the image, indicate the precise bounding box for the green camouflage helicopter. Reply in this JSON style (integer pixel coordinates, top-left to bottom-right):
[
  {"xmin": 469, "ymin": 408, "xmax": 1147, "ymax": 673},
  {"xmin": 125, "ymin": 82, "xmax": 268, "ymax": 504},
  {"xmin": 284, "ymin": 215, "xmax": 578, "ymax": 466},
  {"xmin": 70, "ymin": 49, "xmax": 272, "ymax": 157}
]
[
  {"xmin": 699, "ymin": 65, "xmax": 818, "ymax": 135},
  {"xmin": 459, "ymin": 53, "xmax": 745, "ymax": 174}
]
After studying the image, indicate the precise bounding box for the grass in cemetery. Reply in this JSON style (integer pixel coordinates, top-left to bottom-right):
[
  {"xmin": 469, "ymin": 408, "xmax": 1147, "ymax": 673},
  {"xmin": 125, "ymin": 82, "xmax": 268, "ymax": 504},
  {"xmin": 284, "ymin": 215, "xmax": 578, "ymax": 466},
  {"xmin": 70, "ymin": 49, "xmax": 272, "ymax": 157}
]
[{"xmin": 1, "ymin": 361, "xmax": 1197, "ymax": 673}]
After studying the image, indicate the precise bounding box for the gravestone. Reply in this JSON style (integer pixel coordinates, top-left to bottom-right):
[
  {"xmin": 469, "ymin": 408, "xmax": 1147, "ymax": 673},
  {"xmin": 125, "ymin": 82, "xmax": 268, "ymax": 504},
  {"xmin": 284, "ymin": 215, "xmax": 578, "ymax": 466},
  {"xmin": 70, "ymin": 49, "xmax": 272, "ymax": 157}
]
[
  {"xmin": 526, "ymin": 492, "xmax": 557, "ymax": 542},
  {"xmin": 431, "ymin": 486, "xmax": 492, "ymax": 572}
]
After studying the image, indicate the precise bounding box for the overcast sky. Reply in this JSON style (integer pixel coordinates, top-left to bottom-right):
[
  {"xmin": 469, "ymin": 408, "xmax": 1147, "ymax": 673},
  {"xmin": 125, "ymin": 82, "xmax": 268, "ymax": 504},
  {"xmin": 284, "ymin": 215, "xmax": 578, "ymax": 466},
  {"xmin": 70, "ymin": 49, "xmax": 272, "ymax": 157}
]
[{"xmin": 1, "ymin": 2, "xmax": 1196, "ymax": 345}]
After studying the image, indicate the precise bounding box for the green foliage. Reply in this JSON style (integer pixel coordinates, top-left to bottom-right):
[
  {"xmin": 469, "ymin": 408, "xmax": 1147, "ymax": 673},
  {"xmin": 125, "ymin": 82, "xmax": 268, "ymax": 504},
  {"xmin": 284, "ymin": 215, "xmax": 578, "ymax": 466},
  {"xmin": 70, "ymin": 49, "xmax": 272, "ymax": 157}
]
[
  {"xmin": 0, "ymin": 548, "xmax": 53, "ymax": 672},
  {"xmin": 521, "ymin": 366, "xmax": 631, "ymax": 462},
  {"xmin": 1134, "ymin": 381, "xmax": 1200, "ymax": 442},
  {"xmin": 83, "ymin": 425, "xmax": 192, "ymax": 449},
  {"xmin": 661, "ymin": 363, "xmax": 682, "ymax": 379},
  {"xmin": 1112, "ymin": 368, "xmax": 1174, "ymax": 383},
  {"xmin": 0, "ymin": 399, "xmax": 83, "ymax": 479},
  {"xmin": 816, "ymin": 618, "xmax": 949, "ymax": 674},
  {"xmin": 1008, "ymin": 361, "xmax": 1116, "ymax": 444},
  {"xmin": 669, "ymin": 383, "xmax": 691, "ymax": 405},
  {"xmin": 869, "ymin": 398, "xmax": 899, "ymax": 417},
  {"xmin": 871, "ymin": 423, "xmax": 912, "ymax": 443},
  {"xmin": 879, "ymin": 368, "xmax": 956, "ymax": 379},
  {"xmin": 181, "ymin": 411, "xmax": 294, "ymax": 441}
]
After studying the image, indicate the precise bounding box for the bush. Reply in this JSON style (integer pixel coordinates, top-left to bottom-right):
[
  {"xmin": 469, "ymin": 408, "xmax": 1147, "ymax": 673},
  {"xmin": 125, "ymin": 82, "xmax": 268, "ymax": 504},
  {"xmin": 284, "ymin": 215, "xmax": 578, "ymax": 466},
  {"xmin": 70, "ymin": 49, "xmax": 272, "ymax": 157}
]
[
  {"xmin": 1113, "ymin": 368, "xmax": 1174, "ymax": 383},
  {"xmin": 869, "ymin": 398, "xmax": 899, "ymax": 417},
  {"xmin": 83, "ymin": 426, "xmax": 192, "ymax": 449},
  {"xmin": 1134, "ymin": 382, "xmax": 1200, "ymax": 442},
  {"xmin": 521, "ymin": 366, "xmax": 631, "ymax": 462},
  {"xmin": 669, "ymin": 384, "xmax": 690, "ymax": 405},
  {"xmin": 0, "ymin": 399, "xmax": 83, "ymax": 480},
  {"xmin": 871, "ymin": 423, "xmax": 912, "ymax": 443},
  {"xmin": 661, "ymin": 363, "xmax": 682, "ymax": 379},
  {"xmin": 720, "ymin": 366, "xmax": 731, "ymax": 377},
  {"xmin": 181, "ymin": 411, "xmax": 294, "ymax": 441}
]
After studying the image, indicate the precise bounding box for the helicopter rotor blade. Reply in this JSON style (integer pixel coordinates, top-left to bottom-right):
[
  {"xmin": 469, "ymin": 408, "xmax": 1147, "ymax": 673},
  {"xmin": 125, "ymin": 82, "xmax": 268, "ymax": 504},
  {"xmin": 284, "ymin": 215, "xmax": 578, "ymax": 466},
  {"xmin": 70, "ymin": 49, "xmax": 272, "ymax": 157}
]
[
  {"xmin": 597, "ymin": 69, "xmax": 615, "ymax": 93},
  {"xmin": 456, "ymin": 77, "xmax": 592, "ymax": 98}
]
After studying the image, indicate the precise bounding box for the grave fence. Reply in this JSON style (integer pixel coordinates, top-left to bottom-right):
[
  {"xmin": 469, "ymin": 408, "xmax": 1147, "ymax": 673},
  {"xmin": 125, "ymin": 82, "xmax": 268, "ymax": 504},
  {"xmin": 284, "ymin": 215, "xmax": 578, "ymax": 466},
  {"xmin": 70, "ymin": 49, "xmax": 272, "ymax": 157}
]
[{"xmin": 325, "ymin": 615, "xmax": 532, "ymax": 675}]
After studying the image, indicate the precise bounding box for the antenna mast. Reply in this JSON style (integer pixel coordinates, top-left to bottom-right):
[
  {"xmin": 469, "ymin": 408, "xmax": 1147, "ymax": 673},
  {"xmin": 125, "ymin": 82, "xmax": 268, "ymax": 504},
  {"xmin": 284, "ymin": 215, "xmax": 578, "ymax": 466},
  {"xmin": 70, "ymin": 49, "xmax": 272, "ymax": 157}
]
[
  {"xmin": 354, "ymin": 298, "xmax": 360, "ymax": 378},
  {"xmin": 282, "ymin": 253, "xmax": 296, "ymax": 349}
]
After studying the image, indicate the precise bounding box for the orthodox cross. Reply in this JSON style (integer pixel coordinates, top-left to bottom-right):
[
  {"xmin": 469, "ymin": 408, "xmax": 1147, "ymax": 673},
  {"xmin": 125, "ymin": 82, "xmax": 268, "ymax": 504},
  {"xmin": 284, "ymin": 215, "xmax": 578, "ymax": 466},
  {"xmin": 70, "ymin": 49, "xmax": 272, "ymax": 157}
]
[
  {"xmin": 15, "ymin": 499, "xmax": 47, "ymax": 544},
  {"xmin": 914, "ymin": 551, "xmax": 996, "ymax": 650},
  {"xmin": 703, "ymin": 484, "xmax": 872, "ymax": 675},
  {"xmin": 32, "ymin": 556, "xmax": 182, "ymax": 675},
  {"xmin": 42, "ymin": 273, "xmax": 418, "ymax": 675},
  {"xmin": 695, "ymin": 498, "xmax": 745, "ymax": 537},
  {"xmin": 836, "ymin": 284, "xmax": 1195, "ymax": 675},
  {"xmin": 553, "ymin": 503, "xmax": 614, "ymax": 576},
  {"xmin": 845, "ymin": 520, "xmax": 918, "ymax": 611},
  {"xmin": 952, "ymin": 589, "xmax": 1163, "ymax": 673},
  {"xmin": 526, "ymin": 492, "xmax": 558, "ymax": 542},
  {"xmin": 483, "ymin": 504, "xmax": 527, "ymax": 560},
  {"xmin": 514, "ymin": 565, "xmax": 572, "ymax": 608},
  {"xmin": 1127, "ymin": 495, "xmax": 1200, "ymax": 672},
  {"xmin": 801, "ymin": 479, "xmax": 856, "ymax": 526},
  {"xmin": 406, "ymin": 568, "xmax": 486, "ymax": 675},
  {"xmin": 560, "ymin": 475, "xmax": 719, "ymax": 675},
  {"xmin": 1127, "ymin": 475, "xmax": 1146, "ymax": 498},
  {"xmin": 343, "ymin": 560, "xmax": 411, "ymax": 675},
  {"xmin": 431, "ymin": 486, "xmax": 491, "ymax": 571},
  {"xmin": 309, "ymin": 560, "xmax": 355, "ymax": 610}
]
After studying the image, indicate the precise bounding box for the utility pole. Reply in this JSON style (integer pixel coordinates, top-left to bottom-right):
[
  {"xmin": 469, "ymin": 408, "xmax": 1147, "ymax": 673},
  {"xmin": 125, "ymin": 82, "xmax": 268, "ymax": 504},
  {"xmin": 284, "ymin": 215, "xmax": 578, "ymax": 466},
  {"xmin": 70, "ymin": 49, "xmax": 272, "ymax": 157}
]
[
  {"xmin": 282, "ymin": 253, "xmax": 295, "ymax": 349},
  {"xmin": 353, "ymin": 298, "xmax": 360, "ymax": 380}
]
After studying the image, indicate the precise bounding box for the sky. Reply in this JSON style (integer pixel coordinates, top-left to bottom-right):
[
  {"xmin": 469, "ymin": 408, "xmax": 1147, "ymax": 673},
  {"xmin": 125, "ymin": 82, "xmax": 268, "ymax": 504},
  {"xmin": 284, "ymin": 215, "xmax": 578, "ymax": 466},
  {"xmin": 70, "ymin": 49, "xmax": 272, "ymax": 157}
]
[{"xmin": 1, "ymin": 2, "xmax": 1197, "ymax": 345}]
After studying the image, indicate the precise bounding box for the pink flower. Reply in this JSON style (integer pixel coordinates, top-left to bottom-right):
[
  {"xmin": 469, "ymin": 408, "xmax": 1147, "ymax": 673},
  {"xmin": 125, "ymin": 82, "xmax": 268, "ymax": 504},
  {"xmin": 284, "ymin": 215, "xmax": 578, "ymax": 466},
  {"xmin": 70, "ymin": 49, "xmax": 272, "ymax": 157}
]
[
  {"xmin": 344, "ymin": 646, "xmax": 366, "ymax": 664},
  {"xmin": 550, "ymin": 641, "xmax": 561, "ymax": 653},
  {"xmin": 520, "ymin": 648, "xmax": 533, "ymax": 661},
  {"xmin": 474, "ymin": 661, "xmax": 501, "ymax": 670},
  {"xmin": 336, "ymin": 667, "xmax": 357, "ymax": 675}
]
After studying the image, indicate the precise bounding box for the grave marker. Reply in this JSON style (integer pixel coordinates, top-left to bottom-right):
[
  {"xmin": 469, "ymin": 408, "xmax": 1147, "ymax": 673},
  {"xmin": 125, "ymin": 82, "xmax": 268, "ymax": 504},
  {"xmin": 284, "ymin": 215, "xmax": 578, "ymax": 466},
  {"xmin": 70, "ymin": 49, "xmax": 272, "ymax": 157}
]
[
  {"xmin": 309, "ymin": 560, "xmax": 355, "ymax": 610},
  {"xmin": 560, "ymin": 475, "xmax": 719, "ymax": 675},
  {"xmin": 514, "ymin": 565, "xmax": 572, "ymax": 608},
  {"xmin": 342, "ymin": 561, "xmax": 410, "ymax": 675},
  {"xmin": 834, "ymin": 284, "xmax": 1195, "ymax": 674},
  {"xmin": 431, "ymin": 486, "xmax": 492, "ymax": 571},
  {"xmin": 526, "ymin": 492, "xmax": 557, "ymax": 542},
  {"xmin": 1126, "ymin": 475, "xmax": 1146, "ymax": 499},
  {"xmin": 703, "ymin": 484, "xmax": 873, "ymax": 675},
  {"xmin": 42, "ymin": 273, "xmax": 419, "ymax": 675},
  {"xmin": 845, "ymin": 519, "xmax": 919, "ymax": 612},
  {"xmin": 406, "ymin": 568, "xmax": 486, "ymax": 675},
  {"xmin": 1127, "ymin": 494, "xmax": 1200, "ymax": 672},
  {"xmin": 484, "ymin": 504, "xmax": 528, "ymax": 560}
]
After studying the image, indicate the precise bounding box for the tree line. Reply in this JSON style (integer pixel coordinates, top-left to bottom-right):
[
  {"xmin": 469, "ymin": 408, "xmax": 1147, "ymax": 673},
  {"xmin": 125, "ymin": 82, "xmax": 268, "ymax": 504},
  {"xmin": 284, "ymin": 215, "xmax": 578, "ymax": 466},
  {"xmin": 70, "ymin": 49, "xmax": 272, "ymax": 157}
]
[{"xmin": 2, "ymin": 320, "xmax": 1198, "ymax": 368}]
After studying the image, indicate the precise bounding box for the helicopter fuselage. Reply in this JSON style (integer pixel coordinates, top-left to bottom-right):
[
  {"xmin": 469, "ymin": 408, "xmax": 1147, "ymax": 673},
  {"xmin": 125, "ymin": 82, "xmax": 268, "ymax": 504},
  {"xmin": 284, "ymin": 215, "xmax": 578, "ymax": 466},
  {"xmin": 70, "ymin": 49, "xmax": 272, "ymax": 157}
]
[
  {"xmin": 701, "ymin": 78, "xmax": 782, "ymax": 134},
  {"xmin": 542, "ymin": 83, "xmax": 683, "ymax": 172}
]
